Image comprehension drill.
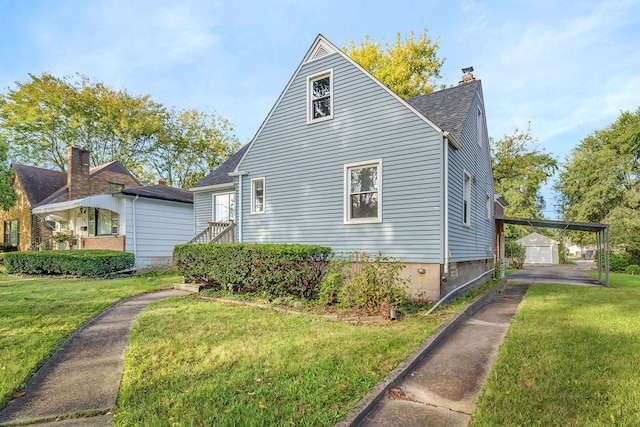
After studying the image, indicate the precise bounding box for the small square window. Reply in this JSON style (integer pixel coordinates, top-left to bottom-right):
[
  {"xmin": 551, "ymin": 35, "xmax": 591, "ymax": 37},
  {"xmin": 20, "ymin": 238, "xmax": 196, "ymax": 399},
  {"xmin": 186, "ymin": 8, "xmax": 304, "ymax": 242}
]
[
  {"xmin": 251, "ymin": 178, "xmax": 265, "ymax": 214},
  {"xmin": 308, "ymin": 70, "xmax": 333, "ymax": 123}
]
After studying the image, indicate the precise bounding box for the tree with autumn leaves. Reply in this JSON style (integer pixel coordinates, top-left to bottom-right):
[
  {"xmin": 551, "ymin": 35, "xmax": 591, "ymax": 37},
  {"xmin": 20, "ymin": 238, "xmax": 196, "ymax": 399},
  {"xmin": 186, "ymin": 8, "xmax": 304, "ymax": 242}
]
[{"xmin": 343, "ymin": 29, "xmax": 445, "ymax": 99}]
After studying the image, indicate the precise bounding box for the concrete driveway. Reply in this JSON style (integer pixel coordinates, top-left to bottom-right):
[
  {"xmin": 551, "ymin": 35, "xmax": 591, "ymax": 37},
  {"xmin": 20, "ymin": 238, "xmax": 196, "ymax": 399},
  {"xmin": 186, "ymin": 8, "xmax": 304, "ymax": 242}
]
[{"xmin": 506, "ymin": 264, "xmax": 605, "ymax": 287}]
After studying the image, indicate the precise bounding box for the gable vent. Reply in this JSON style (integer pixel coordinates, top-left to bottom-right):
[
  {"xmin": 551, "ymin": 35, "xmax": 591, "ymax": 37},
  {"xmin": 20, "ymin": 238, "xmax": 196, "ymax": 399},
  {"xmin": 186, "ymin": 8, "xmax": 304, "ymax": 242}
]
[
  {"xmin": 303, "ymin": 38, "xmax": 338, "ymax": 64},
  {"xmin": 312, "ymin": 45, "xmax": 331, "ymax": 60}
]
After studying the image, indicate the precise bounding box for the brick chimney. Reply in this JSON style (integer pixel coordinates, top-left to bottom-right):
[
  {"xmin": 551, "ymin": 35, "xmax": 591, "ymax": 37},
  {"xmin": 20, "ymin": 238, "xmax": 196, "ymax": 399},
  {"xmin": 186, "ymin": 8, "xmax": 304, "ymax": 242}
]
[
  {"xmin": 154, "ymin": 179, "xmax": 166, "ymax": 186},
  {"xmin": 67, "ymin": 146, "xmax": 90, "ymax": 200},
  {"xmin": 459, "ymin": 66, "xmax": 476, "ymax": 85}
]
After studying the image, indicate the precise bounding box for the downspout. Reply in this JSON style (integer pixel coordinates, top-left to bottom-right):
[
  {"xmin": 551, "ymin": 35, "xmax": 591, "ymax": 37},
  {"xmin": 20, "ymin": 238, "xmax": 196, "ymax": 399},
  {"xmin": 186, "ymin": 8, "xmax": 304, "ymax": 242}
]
[
  {"xmin": 132, "ymin": 195, "xmax": 139, "ymax": 262},
  {"xmin": 442, "ymin": 132, "xmax": 451, "ymax": 280},
  {"xmin": 229, "ymin": 171, "xmax": 248, "ymax": 243},
  {"xmin": 238, "ymin": 175, "xmax": 243, "ymax": 242}
]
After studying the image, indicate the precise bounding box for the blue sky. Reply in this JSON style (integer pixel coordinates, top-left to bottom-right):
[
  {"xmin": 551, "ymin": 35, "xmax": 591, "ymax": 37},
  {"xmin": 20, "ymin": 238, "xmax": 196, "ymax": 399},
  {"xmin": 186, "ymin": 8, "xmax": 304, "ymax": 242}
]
[{"xmin": 1, "ymin": 0, "xmax": 639, "ymax": 218}]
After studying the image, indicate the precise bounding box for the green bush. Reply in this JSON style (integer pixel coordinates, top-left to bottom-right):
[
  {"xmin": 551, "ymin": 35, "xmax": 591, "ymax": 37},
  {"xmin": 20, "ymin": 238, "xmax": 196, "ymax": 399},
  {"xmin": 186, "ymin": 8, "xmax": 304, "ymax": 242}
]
[
  {"xmin": 624, "ymin": 264, "xmax": 640, "ymax": 275},
  {"xmin": 173, "ymin": 243, "xmax": 332, "ymax": 298},
  {"xmin": 609, "ymin": 253, "xmax": 630, "ymax": 272},
  {"xmin": 319, "ymin": 251, "xmax": 409, "ymax": 318},
  {"xmin": 505, "ymin": 240, "xmax": 526, "ymax": 268},
  {"xmin": 3, "ymin": 250, "xmax": 135, "ymax": 276},
  {"xmin": 0, "ymin": 243, "xmax": 18, "ymax": 253}
]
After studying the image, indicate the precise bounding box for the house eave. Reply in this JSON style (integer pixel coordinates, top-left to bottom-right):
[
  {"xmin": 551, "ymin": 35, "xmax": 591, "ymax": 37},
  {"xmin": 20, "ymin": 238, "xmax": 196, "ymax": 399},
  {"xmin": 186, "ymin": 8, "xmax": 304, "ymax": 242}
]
[
  {"xmin": 189, "ymin": 182, "xmax": 235, "ymax": 192},
  {"xmin": 443, "ymin": 131, "xmax": 462, "ymax": 150}
]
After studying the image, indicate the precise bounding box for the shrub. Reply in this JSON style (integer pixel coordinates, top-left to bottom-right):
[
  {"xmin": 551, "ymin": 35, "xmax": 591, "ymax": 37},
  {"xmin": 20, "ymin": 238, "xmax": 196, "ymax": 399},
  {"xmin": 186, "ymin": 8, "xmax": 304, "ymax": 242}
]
[
  {"xmin": 173, "ymin": 243, "xmax": 332, "ymax": 298},
  {"xmin": 609, "ymin": 253, "xmax": 630, "ymax": 272},
  {"xmin": 0, "ymin": 243, "xmax": 18, "ymax": 253},
  {"xmin": 624, "ymin": 264, "xmax": 640, "ymax": 275},
  {"xmin": 3, "ymin": 250, "xmax": 135, "ymax": 276},
  {"xmin": 505, "ymin": 240, "xmax": 526, "ymax": 268},
  {"xmin": 319, "ymin": 251, "xmax": 409, "ymax": 318}
]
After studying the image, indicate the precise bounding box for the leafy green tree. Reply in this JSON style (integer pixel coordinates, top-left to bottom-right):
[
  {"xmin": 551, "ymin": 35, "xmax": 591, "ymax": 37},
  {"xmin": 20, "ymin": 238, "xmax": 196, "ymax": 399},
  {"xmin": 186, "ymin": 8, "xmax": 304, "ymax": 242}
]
[
  {"xmin": 0, "ymin": 140, "xmax": 17, "ymax": 211},
  {"xmin": 0, "ymin": 73, "xmax": 165, "ymax": 174},
  {"xmin": 153, "ymin": 109, "xmax": 239, "ymax": 188},
  {"xmin": 491, "ymin": 126, "xmax": 558, "ymax": 218},
  {"xmin": 491, "ymin": 126, "xmax": 558, "ymax": 238},
  {"xmin": 557, "ymin": 108, "xmax": 640, "ymax": 254},
  {"xmin": 0, "ymin": 72, "xmax": 240, "ymax": 188},
  {"xmin": 343, "ymin": 29, "xmax": 445, "ymax": 99}
]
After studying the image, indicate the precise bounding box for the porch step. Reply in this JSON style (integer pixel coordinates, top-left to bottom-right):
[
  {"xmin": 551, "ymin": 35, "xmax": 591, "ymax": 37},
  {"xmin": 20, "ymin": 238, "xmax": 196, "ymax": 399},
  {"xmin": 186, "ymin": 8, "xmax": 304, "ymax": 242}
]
[{"xmin": 173, "ymin": 283, "xmax": 202, "ymax": 293}]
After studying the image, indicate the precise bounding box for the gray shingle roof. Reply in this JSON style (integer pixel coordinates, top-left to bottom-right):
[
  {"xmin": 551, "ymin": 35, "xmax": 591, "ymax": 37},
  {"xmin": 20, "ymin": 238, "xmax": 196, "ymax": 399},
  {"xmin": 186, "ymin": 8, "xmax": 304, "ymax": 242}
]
[
  {"xmin": 118, "ymin": 185, "xmax": 193, "ymax": 204},
  {"xmin": 406, "ymin": 80, "xmax": 481, "ymax": 141},
  {"xmin": 192, "ymin": 144, "xmax": 249, "ymax": 188},
  {"xmin": 37, "ymin": 160, "xmax": 142, "ymax": 206},
  {"xmin": 12, "ymin": 164, "xmax": 68, "ymax": 206}
]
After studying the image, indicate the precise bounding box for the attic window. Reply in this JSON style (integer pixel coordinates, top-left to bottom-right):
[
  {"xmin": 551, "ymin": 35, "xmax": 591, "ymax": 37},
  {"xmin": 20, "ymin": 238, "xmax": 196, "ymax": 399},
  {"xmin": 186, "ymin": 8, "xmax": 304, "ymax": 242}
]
[
  {"xmin": 108, "ymin": 183, "xmax": 124, "ymax": 193},
  {"xmin": 308, "ymin": 70, "xmax": 333, "ymax": 123}
]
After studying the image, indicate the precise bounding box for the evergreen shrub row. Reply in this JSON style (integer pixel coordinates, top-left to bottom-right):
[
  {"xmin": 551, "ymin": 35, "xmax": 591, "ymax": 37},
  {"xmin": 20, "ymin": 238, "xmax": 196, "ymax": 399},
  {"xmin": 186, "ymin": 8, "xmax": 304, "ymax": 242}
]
[
  {"xmin": 0, "ymin": 243, "xmax": 18, "ymax": 252},
  {"xmin": 173, "ymin": 243, "xmax": 332, "ymax": 298},
  {"xmin": 3, "ymin": 250, "xmax": 135, "ymax": 276}
]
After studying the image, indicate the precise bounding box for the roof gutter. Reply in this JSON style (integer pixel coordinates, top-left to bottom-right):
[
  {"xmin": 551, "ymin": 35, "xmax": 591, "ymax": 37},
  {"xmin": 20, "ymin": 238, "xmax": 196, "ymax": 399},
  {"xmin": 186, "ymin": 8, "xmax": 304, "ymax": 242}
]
[
  {"xmin": 443, "ymin": 131, "xmax": 462, "ymax": 150},
  {"xmin": 189, "ymin": 182, "xmax": 234, "ymax": 192}
]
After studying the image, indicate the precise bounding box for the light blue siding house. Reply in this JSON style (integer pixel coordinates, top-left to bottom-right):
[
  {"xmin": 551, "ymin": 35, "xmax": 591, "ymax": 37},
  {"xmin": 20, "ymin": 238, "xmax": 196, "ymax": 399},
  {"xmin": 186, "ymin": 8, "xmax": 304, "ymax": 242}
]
[{"xmin": 191, "ymin": 35, "xmax": 496, "ymax": 300}]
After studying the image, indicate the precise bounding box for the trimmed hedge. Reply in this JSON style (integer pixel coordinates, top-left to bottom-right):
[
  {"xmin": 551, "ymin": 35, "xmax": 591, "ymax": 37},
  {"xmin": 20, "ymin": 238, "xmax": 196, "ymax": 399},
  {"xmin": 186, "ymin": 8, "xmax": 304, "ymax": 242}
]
[
  {"xmin": 0, "ymin": 243, "xmax": 18, "ymax": 253},
  {"xmin": 173, "ymin": 243, "xmax": 332, "ymax": 298},
  {"xmin": 3, "ymin": 250, "xmax": 135, "ymax": 276}
]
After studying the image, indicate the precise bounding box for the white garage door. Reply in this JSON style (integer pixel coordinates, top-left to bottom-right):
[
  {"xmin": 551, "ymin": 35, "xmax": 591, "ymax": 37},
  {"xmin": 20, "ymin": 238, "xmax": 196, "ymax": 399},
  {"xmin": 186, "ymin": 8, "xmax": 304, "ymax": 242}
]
[{"xmin": 525, "ymin": 245, "xmax": 552, "ymax": 264}]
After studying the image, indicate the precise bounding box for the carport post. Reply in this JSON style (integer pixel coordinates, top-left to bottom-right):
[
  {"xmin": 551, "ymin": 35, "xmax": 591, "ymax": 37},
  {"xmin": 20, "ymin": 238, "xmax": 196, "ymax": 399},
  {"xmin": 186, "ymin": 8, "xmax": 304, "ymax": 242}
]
[
  {"xmin": 605, "ymin": 227, "xmax": 610, "ymax": 286},
  {"xmin": 596, "ymin": 230, "xmax": 602, "ymax": 282}
]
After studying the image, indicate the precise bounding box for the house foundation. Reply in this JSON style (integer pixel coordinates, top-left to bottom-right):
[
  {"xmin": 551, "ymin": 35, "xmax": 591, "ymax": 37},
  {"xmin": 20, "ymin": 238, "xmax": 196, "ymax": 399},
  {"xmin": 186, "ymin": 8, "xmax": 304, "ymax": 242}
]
[{"xmin": 441, "ymin": 258, "xmax": 495, "ymax": 297}]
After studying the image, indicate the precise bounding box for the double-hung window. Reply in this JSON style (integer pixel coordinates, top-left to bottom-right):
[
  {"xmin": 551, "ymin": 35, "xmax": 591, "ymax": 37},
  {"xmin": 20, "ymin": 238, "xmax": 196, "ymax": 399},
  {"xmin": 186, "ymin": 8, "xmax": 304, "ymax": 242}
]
[
  {"xmin": 463, "ymin": 171, "xmax": 471, "ymax": 227},
  {"xmin": 345, "ymin": 160, "xmax": 382, "ymax": 223},
  {"xmin": 308, "ymin": 70, "xmax": 333, "ymax": 122},
  {"xmin": 4, "ymin": 220, "xmax": 19, "ymax": 246},
  {"xmin": 251, "ymin": 178, "xmax": 265, "ymax": 214}
]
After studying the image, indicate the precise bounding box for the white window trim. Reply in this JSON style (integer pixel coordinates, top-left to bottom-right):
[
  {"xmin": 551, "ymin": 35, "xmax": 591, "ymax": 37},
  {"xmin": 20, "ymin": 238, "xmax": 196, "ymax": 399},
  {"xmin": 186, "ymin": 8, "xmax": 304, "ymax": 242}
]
[
  {"xmin": 486, "ymin": 194, "xmax": 491, "ymax": 221},
  {"xmin": 251, "ymin": 177, "xmax": 265, "ymax": 214},
  {"xmin": 463, "ymin": 170, "xmax": 471, "ymax": 227},
  {"xmin": 344, "ymin": 159, "xmax": 382, "ymax": 224},
  {"xmin": 212, "ymin": 192, "xmax": 235, "ymax": 223},
  {"xmin": 477, "ymin": 106, "xmax": 483, "ymax": 146},
  {"xmin": 307, "ymin": 69, "xmax": 333, "ymax": 124}
]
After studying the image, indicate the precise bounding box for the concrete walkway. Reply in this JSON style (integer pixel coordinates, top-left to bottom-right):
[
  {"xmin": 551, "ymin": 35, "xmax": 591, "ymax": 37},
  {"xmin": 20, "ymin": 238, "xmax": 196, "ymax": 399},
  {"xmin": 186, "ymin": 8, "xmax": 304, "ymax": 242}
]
[
  {"xmin": 338, "ymin": 264, "xmax": 605, "ymax": 427},
  {"xmin": 0, "ymin": 289, "xmax": 191, "ymax": 427},
  {"xmin": 353, "ymin": 284, "xmax": 529, "ymax": 427}
]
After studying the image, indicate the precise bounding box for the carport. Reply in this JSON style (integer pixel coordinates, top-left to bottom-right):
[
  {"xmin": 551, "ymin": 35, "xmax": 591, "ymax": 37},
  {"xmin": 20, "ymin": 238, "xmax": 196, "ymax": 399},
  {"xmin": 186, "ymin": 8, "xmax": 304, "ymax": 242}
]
[{"xmin": 496, "ymin": 217, "xmax": 610, "ymax": 286}]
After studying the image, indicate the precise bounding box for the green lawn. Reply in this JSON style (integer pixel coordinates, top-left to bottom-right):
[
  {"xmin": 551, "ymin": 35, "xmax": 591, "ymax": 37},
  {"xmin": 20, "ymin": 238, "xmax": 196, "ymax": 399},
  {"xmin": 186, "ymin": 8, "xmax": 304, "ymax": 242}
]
[
  {"xmin": 0, "ymin": 273, "xmax": 178, "ymax": 408},
  {"xmin": 114, "ymin": 297, "xmax": 466, "ymax": 426},
  {"xmin": 471, "ymin": 273, "xmax": 640, "ymax": 426}
]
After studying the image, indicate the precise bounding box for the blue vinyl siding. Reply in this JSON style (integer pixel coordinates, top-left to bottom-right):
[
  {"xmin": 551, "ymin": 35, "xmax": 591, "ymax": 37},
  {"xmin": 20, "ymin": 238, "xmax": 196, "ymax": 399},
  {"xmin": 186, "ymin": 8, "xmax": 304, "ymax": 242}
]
[
  {"xmin": 447, "ymin": 90, "xmax": 495, "ymax": 262},
  {"xmin": 238, "ymin": 52, "xmax": 445, "ymax": 263},
  {"xmin": 193, "ymin": 187, "xmax": 234, "ymax": 233}
]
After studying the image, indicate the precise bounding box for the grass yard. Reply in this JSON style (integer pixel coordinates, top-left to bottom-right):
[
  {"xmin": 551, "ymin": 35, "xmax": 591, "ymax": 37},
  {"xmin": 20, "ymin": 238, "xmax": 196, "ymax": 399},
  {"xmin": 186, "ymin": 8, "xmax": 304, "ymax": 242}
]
[
  {"xmin": 472, "ymin": 272, "xmax": 640, "ymax": 426},
  {"xmin": 0, "ymin": 272, "xmax": 179, "ymax": 408},
  {"xmin": 114, "ymin": 296, "xmax": 469, "ymax": 426}
]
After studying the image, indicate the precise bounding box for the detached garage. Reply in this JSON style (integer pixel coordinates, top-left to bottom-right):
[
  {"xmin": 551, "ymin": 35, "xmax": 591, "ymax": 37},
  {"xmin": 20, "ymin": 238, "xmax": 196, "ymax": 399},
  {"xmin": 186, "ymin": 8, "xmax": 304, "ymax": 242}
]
[{"xmin": 516, "ymin": 232, "xmax": 559, "ymax": 264}]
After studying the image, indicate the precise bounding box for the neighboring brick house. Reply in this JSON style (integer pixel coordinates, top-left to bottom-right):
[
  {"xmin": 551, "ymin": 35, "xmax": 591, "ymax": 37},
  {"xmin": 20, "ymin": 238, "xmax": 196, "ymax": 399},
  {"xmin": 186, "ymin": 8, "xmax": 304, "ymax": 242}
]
[
  {"xmin": 28, "ymin": 146, "xmax": 195, "ymax": 267},
  {"xmin": 0, "ymin": 146, "xmax": 141, "ymax": 250}
]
